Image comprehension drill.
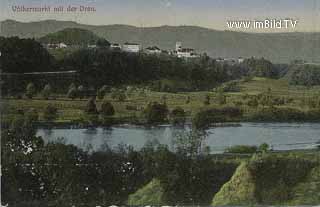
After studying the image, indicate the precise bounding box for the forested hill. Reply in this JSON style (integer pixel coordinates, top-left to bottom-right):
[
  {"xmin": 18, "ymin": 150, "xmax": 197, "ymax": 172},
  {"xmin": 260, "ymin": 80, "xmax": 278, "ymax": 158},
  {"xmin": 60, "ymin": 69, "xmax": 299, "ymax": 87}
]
[
  {"xmin": 38, "ymin": 28, "xmax": 109, "ymax": 46},
  {"xmin": 2, "ymin": 19, "xmax": 320, "ymax": 63}
]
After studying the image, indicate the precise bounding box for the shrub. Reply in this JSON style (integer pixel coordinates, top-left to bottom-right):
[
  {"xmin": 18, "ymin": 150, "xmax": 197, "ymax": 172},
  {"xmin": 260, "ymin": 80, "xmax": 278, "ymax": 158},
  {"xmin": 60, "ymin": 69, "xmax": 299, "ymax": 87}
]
[
  {"xmin": 225, "ymin": 145, "xmax": 258, "ymax": 154},
  {"xmin": 85, "ymin": 97, "xmax": 98, "ymax": 114},
  {"xmin": 192, "ymin": 109, "xmax": 213, "ymax": 129},
  {"xmin": 204, "ymin": 94, "xmax": 210, "ymax": 105},
  {"xmin": 144, "ymin": 102, "xmax": 169, "ymax": 124},
  {"xmin": 248, "ymin": 107, "xmax": 315, "ymax": 122},
  {"xmin": 185, "ymin": 96, "xmax": 191, "ymax": 104},
  {"xmin": 170, "ymin": 107, "xmax": 186, "ymax": 125},
  {"xmin": 193, "ymin": 107, "xmax": 243, "ymax": 129},
  {"xmin": 100, "ymin": 100, "xmax": 115, "ymax": 116},
  {"xmin": 43, "ymin": 105, "xmax": 58, "ymax": 121},
  {"xmin": 258, "ymin": 143, "xmax": 270, "ymax": 153}
]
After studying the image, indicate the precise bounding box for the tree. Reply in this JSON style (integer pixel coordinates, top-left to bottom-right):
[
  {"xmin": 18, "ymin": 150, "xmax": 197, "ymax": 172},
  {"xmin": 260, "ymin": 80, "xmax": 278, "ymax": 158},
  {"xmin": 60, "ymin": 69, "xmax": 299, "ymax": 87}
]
[
  {"xmin": 204, "ymin": 94, "xmax": 210, "ymax": 105},
  {"xmin": 186, "ymin": 96, "xmax": 191, "ymax": 104},
  {"xmin": 43, "ymin": 105, "xmax": 58, "ymax": 121},
  {"xmin": 96, "ymin": 38, "xmax": 110, "ymax": 48},
  {"xmin": 85, "ymin": 97, "xmax": 98, "ymax": 114},
  {"xmin": 26, "ymin": 82, "xmax": 36, "ymax": 99},
  {"xmin": 41, "ymin": 84, "xmax": 52, "ymax": 100},
  {"xmin": 258, "ymin": 143, "xmax": 270, "ymax": 153},
  {"xmin": 144, "ymin": 102, "xmax": 169, "ymax": 124},
  {"xmin": 100, "ymin": 100, "xmax": 115, "ymax": 116},
  {"xmin": 170, "ymin": 107, "xmax": 186, "ymax": 125},
  {"xmin": 67, "ymin": 87, "xmax": 78, "ymax": 100},
  {"xmin": 173, "ymin": 129, "xmax": 207, "ymax": 158},
  {"xmin": 68, "ymin": 83, "xmax": 76, "ymax": 90},
  {"xmin": 192, "ymin": 109, "xmax": 212, "ymax": 129},
  {"xmin": 78, "ymin": 85, "xmax": 85, "ymax": 99},
  {"xmin": 97, "ymin": 85, "xmax": 108, "ymax": 100}
]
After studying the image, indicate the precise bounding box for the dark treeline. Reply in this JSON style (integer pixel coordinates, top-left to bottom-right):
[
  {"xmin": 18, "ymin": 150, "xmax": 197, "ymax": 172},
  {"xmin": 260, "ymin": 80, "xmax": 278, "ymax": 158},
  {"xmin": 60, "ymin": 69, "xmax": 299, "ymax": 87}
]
[
  {"xmin": 0, "ymin": 36, "xmax": 294, "ymax": 94},
  {"xmin": 0, "ymin": 37, "xmax": 55, "ymax": 73},
  {"xmin": 1, "ymin": 114, "xmax": 238, "ymax": 206}
]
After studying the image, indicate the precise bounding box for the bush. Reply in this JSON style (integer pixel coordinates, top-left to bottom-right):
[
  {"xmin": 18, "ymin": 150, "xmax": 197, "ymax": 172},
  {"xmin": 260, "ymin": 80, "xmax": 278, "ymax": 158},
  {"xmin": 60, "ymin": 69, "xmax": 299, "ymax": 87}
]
[
  {"xmin": 144, "ymin": 102, "xmax": 168, "ymax": 124},
  {"xmin": 43, "ymin": 105, "xmax": 58, "ymax": 121},
  {"xmin": 193, "ymin": 107, "xmax": 243, "ymax": 129},
  {"xmin": 170, "ymin": 107, "xmax": 186, "ymax": 125},
  {"xmin": 225, "ymin": 145, "xmax": 258, "ymax": 154},
  {"xmin": 100, "ymin": 100, "xmax": 115, "ymax": 116},
  {"xmin": 85, "ymin": 97, "xmax": 98, "ymax": 114},
  {"xmin": 258, "ymin": 143, "xmax": 270, "ymax": 153},
  {"xmin": 185, "ymin": 96, "xmax": 191, "ymax": 104},
  {"xmin": 204, "ymin": 94, "xmax": 210, "ymax": 105},
  {"xmin": 248, "ymin": 107, "xmax": 320, "ymax": 122},
  {"xmin": 192, "ymin": 109, "xmax": 213, "ymax": 129}
]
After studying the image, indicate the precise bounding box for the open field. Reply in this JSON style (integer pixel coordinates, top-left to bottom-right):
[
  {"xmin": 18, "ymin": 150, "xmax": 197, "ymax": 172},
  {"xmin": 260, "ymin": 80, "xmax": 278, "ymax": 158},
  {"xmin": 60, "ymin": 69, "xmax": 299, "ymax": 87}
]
[{"xmin": 2, "ymin": 77, "xmax": 320, "ymax": 123}]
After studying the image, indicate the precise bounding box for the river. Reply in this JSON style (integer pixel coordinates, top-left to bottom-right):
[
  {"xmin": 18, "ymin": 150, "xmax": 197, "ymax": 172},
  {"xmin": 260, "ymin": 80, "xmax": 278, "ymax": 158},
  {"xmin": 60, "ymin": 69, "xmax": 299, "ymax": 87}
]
[{"xmin": 36, "ymin": 122, "xmax": 320, "ymax": 153}]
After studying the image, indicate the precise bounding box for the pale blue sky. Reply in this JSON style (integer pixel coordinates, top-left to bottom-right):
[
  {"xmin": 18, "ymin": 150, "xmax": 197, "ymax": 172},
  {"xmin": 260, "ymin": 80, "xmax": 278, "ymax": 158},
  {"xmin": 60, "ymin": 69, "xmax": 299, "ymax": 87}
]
[{"xmin": 1, "ymin": 0, "xmax": 320, "ymax": 32}]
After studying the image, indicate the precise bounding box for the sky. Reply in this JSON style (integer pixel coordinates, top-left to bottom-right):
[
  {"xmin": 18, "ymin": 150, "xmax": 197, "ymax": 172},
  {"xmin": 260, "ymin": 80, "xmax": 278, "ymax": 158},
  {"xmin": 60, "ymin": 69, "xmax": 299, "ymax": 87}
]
[{"xmin": 1, "ymin": 0, "xmax": 320, "ymax": 32}]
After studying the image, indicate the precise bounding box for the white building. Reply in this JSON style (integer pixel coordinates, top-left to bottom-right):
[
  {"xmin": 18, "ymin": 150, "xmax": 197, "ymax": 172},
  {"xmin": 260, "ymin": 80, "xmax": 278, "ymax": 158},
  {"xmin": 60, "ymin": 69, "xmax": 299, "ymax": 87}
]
[
  {"xmin": 110, "ymin": 43, "xmax": 121, "ymax": 50},
  {"xmin": 145, "ymin": 46, "xmax": 161, "ymax": 54},
  {"xmin": 122, "ymin": 42, "xmax": 140, "ymax": 53},
  {"xmin": 46, "ymin": 42, "xmax": 68, "ymax": 49},
  {"xmin": 238, "ymin": 57, "xmax": 245, "ymax": 64},
  {"xmin": 176, "ymin": 42, "xmax": 182, "ymax": 51},
  {"xmin": 175, "ymin": 42, "xmax": 198, "ymax": 58},
  {"xmin": 58, "ymin": 42, "xmax": 67, "ymax": 48},
  {"xmin": 87, "ymin": 44, "xmax": 97, "ymax": 48}
]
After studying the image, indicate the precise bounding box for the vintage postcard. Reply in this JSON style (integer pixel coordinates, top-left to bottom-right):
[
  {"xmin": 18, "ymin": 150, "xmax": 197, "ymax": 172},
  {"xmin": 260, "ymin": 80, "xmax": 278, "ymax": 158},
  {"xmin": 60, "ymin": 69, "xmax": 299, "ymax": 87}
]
[{"xmin": 1, "ymin": 0, "xmax": 320, "ymax": 206}]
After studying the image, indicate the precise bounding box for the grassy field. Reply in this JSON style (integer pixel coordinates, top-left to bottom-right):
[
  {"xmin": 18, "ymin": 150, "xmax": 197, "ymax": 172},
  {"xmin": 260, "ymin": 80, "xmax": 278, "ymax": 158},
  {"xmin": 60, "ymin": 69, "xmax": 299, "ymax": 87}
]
[{"xmin": 2, "ymin": 77, "xmax": 320, "ymax": 123}]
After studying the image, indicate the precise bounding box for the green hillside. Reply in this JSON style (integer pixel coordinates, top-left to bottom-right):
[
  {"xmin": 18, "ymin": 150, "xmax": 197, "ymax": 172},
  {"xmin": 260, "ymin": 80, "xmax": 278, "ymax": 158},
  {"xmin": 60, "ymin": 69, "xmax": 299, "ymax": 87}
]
[
  {"xmin": 212, "ymin": 154, "xmax": 320, "ymax": 206},
  {"xmin": 127, "ymin": 179, "xmax": 165, "ymax": 206},
  {"xmin": 38, "ymin": 28, "xmax": 109, "ymax": 46},
  {"xmin": 2, "ymin": 19, "xmax": 320, "ymax": 63}
]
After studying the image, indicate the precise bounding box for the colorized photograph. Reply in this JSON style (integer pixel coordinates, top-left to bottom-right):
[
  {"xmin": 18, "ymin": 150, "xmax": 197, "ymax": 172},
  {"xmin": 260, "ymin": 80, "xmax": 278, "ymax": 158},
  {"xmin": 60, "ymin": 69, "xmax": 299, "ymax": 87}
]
[{"xmin": 1, "ymin": 0, "xmax": 320, "ymax": 206}]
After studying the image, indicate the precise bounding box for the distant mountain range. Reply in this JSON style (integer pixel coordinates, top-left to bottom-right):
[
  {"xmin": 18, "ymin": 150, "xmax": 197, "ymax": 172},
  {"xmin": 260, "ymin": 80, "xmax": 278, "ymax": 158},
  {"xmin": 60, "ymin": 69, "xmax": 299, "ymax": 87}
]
[{"xmin": 2, "ymin": 19, "xmax": 320, "ymax": 63}]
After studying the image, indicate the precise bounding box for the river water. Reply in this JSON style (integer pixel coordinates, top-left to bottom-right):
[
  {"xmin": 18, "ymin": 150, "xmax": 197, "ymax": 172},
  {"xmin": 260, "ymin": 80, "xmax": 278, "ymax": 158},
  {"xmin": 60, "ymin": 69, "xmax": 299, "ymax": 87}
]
[{"xmin": 36, "ymin": 122, "xmax": 320, "ymax": 153}]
